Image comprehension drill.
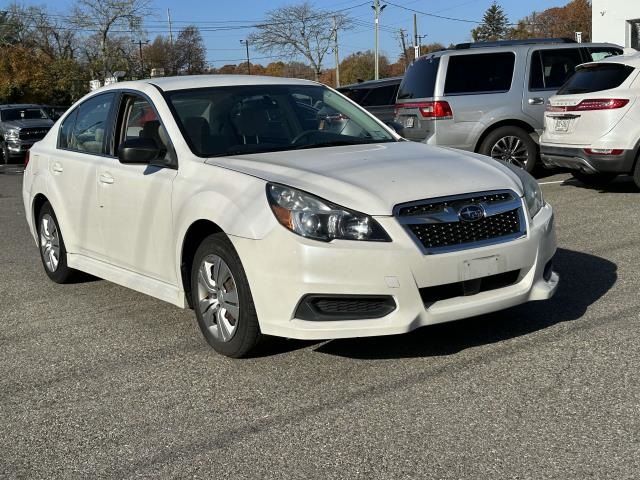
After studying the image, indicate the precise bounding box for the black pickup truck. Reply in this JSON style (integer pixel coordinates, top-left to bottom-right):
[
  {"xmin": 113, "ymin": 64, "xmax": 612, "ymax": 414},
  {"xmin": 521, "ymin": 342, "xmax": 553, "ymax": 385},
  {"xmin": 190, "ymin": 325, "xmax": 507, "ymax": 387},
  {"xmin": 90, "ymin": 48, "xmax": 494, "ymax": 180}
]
[{"xmin": 0, "ymin": 104, "xmax": 54, "ymax": 166}]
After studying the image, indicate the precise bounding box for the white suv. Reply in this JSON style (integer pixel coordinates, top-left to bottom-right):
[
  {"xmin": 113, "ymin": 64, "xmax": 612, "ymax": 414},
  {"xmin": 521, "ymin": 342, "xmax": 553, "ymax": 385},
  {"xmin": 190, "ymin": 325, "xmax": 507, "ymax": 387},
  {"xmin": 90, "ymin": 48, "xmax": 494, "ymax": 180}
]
[
  {"xmin": 541, "ymin": 52, "xmax": 640, "ymax": 187},
  {"xmin": 23, "ymin": 76, "xmax": 558, "ymax": 357}
]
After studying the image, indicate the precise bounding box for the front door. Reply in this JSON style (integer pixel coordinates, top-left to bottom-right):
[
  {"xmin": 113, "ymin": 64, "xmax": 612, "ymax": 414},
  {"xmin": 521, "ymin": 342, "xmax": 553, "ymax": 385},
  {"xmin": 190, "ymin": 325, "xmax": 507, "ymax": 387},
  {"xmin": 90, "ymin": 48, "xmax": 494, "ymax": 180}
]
[{"xmin": 97, "ymin": 93, "xmax": 178, "ymax": 284}]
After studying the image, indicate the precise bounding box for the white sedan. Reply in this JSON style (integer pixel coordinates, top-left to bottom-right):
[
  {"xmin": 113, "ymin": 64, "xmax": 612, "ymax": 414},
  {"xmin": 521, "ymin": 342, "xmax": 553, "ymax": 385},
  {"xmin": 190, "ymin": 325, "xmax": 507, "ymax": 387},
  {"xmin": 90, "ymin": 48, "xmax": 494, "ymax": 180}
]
[{"xmin": 23, "ymin": 75, "xmax": 558, "ymax": 357}]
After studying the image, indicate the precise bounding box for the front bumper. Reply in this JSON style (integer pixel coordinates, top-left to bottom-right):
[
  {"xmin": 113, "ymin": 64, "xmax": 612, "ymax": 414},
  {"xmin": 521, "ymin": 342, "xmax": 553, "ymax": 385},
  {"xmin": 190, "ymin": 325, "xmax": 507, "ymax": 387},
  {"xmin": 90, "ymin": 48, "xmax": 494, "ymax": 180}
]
[
  {"xmin": 540, "ymin": 145, "xmax": 636, "ymax": 174},
  {"xmin": 231, "ymin": 203, "xmax": 558, "ymax": 340}
]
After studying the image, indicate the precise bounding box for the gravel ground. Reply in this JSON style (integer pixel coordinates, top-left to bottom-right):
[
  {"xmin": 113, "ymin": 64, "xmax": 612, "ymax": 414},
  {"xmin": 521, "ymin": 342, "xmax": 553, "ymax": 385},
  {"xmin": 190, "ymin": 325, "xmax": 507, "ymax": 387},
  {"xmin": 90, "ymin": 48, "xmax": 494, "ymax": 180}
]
[{"xmin": 1, "ymin": 170, "xmax": 639, "ymax": 479}]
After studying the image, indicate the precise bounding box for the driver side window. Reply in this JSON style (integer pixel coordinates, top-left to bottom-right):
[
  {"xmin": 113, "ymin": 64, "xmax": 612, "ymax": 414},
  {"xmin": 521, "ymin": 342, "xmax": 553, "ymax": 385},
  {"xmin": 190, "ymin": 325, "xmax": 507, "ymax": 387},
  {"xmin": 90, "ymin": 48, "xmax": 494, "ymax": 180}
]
[{"xmin": 58, "ymin": 93, "xmax": 115, "ymax": 154}]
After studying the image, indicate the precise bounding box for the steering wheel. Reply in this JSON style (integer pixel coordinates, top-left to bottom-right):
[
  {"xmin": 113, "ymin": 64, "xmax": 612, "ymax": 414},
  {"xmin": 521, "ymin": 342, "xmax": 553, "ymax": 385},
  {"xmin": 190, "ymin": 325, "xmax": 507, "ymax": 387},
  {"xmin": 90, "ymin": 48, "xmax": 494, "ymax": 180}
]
[{"xmin": 290, "ymin": 129, "xmax": 321, "ymax": 145}]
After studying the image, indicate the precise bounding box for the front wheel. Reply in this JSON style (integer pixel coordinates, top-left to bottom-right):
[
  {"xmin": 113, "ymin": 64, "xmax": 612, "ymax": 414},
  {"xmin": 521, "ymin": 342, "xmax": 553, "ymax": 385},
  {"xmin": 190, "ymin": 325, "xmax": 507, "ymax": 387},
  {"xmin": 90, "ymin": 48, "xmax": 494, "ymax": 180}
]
[
  {"xmin": 571, "ymin": 171, "xmax": 617, "ymax": 188},
  {"xmin": 191, "ymin": 233, "xmax": 261, "ymax": 358},
  {"xmin": 479, "ymin": 126, "xmax": 538, "ymax": 173}
]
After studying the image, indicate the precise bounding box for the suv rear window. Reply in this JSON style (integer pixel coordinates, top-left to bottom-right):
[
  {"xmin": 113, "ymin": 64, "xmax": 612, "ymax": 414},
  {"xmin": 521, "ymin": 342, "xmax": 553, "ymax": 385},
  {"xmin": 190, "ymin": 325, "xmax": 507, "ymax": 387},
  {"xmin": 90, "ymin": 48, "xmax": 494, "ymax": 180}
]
[
  {"xmin": 397, "ymin": 56, "xmax": 440, "ymax": 99},
  {"xmin": 557, "ymin": 64, "xmax": 635, "ymax": 95},
  {"xmin": 444, "ymin": 52, "xmax": 515, "ymax": 95}
]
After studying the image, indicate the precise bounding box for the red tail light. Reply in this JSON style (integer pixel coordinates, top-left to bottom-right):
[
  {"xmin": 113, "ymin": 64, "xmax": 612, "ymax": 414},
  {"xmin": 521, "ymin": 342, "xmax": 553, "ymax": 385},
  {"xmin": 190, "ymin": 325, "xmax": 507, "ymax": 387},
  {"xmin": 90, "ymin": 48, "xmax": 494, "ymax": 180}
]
[
  {"xmin": 584, "ymin": 148, "xmax": 624, "ymax": 156},
  {"xmin": 547, "ymin": 98, "xmax": 629, "ymax": 112},
  {"xmin": 24, "ymin": 150, "xmax": 30, "ymax": 168},
  {"xmin": 395, "ymin": 101, "xmax": 453, "ymax": 119}
]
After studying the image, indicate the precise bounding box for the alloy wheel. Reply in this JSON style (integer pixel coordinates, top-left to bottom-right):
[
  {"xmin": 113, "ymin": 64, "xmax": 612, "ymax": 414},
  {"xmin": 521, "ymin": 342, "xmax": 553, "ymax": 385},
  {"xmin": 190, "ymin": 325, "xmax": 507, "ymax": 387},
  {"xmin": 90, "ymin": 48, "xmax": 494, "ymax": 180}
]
[
  {"xmin": 40, "ymin": 213, "xmax": 61, "ymax": 272},
  {"xmin": 196, "ymin": 254, "xmax": 240, "ymax": 343},
  {"xmin": 490, "ymin": 135, "xmax": 529, "ymax": 169}
]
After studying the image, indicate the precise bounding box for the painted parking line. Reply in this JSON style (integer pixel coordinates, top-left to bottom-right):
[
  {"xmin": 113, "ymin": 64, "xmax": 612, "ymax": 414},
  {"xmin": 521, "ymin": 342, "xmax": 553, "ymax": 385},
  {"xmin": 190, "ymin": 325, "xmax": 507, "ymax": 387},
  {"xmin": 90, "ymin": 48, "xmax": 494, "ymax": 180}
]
[{"xmin": 538, "ymin": 180, "xmax": 566, "ymax": 185}]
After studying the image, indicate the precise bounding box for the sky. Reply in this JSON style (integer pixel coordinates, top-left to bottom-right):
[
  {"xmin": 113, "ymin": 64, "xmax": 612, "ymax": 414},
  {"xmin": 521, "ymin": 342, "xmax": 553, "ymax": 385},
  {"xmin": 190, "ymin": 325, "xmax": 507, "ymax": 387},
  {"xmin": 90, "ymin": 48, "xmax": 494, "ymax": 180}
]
[{"xmin": 8, "ymin": 0, "xmax": 569, "ymax": 67}]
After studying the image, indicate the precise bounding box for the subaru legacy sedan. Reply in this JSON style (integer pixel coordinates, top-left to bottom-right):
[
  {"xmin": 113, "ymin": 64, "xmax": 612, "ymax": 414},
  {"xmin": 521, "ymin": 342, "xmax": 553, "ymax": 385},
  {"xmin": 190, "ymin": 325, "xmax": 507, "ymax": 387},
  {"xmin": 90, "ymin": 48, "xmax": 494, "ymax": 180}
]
[{"xmin": 23, "ymin": 75, "xmax": 558, "ymax": 357}]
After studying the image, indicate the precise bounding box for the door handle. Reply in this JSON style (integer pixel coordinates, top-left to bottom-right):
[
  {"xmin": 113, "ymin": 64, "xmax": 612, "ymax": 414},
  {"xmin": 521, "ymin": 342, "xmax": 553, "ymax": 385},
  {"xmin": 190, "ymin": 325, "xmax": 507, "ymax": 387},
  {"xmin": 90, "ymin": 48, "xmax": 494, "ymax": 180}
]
[
  {"xmin": 528, "ymin": 97, "xmax": 545, "ymax": 105},
  {"xmin": 51, "ymin": 162, "xmax": 63, "ymax": 173},
  {"xmin": 99, "ymin": 173, "xmax": 114, "ymax": 185}
]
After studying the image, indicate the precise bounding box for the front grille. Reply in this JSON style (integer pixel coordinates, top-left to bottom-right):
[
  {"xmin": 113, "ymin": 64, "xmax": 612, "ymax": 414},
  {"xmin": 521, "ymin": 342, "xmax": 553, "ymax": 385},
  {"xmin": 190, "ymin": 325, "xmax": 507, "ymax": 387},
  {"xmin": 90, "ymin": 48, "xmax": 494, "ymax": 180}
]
[
  {"xmin": 19, "ymin": 128, "xmax": 50, "ymax": 140},
  {"xmin": 295, "ymin": 295, "xmax": 396, "ymax": 321},
  {"xmin": 420, "ymin": 270, "xmax": 521, "ymax": 305},
  {"xmin": 395, "ymin": 190, "xmax": 526, "ymax": 254},
  {"xmin": 408, "ymin": 208, "xmax": 521, "ymax": 249}
]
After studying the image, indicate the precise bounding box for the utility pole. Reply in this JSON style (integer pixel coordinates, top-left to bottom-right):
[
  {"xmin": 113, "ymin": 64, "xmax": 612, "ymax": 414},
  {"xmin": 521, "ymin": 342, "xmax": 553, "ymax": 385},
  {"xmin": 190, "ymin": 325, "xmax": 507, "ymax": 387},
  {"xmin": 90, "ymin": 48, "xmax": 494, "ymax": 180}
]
[
  {"xmin": 399, "ymin": 28, "xmax": 409, "ymax": 69},
  {"xmin": 167, "ymin": 8, "xmax": 173, "ymax": 45},
  {"xmin": 333, "ymin": 16, "xmax": 340, "ymax": 87},
  {"xmin": 133, "ymin": 39, "xmax": 149, "ymax": 78},
  {"xmin": 413, "ymin": 14, "xmax": 419, "ymax": 60},
  {"xmin": 240, "ymin": 39, "xmax": 250, "ymax": 74},
  {"xmin": 372, "ymin": 0, "xmax": 386, "ymax": 80}
]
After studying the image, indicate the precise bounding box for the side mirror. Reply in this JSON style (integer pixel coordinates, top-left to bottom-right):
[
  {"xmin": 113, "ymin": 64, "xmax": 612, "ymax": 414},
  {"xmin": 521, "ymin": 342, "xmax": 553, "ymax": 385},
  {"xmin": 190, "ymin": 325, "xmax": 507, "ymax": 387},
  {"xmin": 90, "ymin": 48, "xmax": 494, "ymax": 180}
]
[
  {"xmin": 118, "ymin": 137, "xmax": 160, "ymax": 164},
  {"xmin": 385, "ymin": 121, "xmax": 404, "ymax": 135}
]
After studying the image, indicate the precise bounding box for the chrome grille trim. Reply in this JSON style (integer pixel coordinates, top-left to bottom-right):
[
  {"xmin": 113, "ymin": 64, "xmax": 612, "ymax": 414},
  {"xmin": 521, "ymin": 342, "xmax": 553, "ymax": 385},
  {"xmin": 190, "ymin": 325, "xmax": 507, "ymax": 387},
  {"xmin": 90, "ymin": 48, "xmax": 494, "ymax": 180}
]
[{"xmin": 394, "ymin": 189, "xmax": 527, "ymax": 254}]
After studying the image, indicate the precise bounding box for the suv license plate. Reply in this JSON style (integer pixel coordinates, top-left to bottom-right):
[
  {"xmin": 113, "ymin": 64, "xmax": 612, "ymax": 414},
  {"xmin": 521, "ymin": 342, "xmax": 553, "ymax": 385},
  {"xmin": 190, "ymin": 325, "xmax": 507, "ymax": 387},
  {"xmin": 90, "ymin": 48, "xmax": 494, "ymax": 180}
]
[
  {"xmin": 555, "ymin": 118, "xmax": 570, "ymax": 132},
  {"xmin": 404, "ymin": 117, "xmax": 415, "ymax": 128}
]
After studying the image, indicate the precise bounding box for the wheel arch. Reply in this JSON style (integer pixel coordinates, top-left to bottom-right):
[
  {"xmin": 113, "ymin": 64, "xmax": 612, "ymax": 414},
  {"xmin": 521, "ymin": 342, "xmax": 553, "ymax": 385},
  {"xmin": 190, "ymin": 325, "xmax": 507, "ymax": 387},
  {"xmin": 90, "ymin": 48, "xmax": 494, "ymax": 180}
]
[
  {"xmin": 474, "ymin": 119, "xmax": 537, "ymax": 153},
  {"xmin": 32, "ymin": 193, "xmax": 50, "ymax": 231},
  {"xmin": 180, "ymin": 219, "xmax": 224, "ymax": 309}
]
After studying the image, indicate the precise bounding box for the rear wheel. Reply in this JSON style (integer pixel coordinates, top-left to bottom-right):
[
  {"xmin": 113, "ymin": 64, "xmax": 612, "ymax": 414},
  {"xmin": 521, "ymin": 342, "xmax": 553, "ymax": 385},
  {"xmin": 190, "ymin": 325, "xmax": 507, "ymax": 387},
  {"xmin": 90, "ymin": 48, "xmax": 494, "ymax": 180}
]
[
  {"xmin": 571, "ymin": 171, "xmax": 617, "ymax": 188},
  {"xmin": 191, "ymin": 233, "xmax": 261, "ymax": 358},
  {"xmin": 480, "ymin": 126, "xmax": 537, "ymax": 172},
  {"xmin": 37, "ymin": 202, "xmax": 75, "ymax": 283}
]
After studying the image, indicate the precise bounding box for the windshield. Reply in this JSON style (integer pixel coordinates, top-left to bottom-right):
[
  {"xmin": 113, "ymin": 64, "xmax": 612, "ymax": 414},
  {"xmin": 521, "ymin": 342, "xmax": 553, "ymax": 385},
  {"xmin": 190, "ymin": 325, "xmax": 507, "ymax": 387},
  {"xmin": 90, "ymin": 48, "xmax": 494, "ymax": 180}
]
[
  {"xmin": 166, "ymin": 84, "xmax": 395, "ymax": 157},
  {"xmin": 1, "ymin": 108, "xmax": 49, "ymax": 121}
]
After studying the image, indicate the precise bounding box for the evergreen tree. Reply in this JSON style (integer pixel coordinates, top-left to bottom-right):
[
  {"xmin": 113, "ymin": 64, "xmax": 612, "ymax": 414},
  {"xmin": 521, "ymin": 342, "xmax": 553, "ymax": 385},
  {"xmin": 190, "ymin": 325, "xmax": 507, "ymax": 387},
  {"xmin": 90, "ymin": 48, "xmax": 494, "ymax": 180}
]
[{"xmin": 471, "ymin": 2, "xmax": 510, "ymax": 42}]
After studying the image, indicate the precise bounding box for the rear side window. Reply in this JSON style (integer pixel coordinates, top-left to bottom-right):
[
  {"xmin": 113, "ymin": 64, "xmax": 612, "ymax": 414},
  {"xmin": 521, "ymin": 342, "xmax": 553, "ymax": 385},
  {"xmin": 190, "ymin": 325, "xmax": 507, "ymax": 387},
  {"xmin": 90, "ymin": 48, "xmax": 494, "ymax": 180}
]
[
  {"xmin": 397, "ymin": 56, "xmax": 440, "ymax": 99},
  {"xmin": 339, "ymin": 87, "xmax": 369, "ymax": 104},
  {"xmin": 360, "ymin": 84, "xmax": 399, "ymax": 106},
  {"xmin": 557, "ymin": 64, "xmax": 635, "ymax": 95},
  {"xmin": 529, "ymin": 48, "xmax": 582, "ymax": 90},
  {"xmin": 444, "ymin": 52, "xmax": 515, "ymax": 95},
  {"xmin": 585, "ymin": 47, "xmax": 622, "ymax": 62}
]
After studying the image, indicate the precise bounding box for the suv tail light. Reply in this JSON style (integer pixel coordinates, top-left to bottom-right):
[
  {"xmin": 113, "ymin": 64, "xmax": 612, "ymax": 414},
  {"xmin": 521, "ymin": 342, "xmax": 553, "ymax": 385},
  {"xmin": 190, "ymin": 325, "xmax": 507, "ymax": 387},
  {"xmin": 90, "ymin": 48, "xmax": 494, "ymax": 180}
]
[
  {"xmin": 584, "ymin": 148, "xmax": 623, "ymax": 156},
  {"xmin": 395, "ymin": 101, "xmax": 453, "ymax": 119},
  {"xmin": 24, "ymin": 150, "xmax": 30, "ymax": 168},
  {"xmin": 547, "ymin": 98, "xmax": 629, "ymax": 112}
]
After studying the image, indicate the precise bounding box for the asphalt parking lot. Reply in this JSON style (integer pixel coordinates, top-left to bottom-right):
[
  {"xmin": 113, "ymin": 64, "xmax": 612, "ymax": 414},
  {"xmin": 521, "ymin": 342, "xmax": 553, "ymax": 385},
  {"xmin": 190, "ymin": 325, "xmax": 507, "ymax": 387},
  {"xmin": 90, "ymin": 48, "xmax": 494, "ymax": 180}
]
[{"xmin": 1, "ymin": 169, "xmax": 639, "ymax": 479}]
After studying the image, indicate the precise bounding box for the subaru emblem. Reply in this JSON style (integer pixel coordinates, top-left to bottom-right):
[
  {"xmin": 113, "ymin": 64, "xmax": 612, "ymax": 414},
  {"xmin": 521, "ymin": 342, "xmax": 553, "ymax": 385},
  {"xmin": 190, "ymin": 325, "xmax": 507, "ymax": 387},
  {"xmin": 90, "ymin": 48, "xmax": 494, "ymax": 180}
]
[{"xmin": 458, "ymin": 204, "xmax": 485, "ymax": 222}]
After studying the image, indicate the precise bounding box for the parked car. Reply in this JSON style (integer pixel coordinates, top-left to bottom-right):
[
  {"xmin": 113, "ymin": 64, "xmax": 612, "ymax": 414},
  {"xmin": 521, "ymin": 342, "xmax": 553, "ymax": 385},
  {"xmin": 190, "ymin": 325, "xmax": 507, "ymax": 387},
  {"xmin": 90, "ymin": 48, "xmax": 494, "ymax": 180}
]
[
  {"xmin": 23, "ymin": 75, "xmax": 558, "ymax": 358},
  {"xmin": 394, "ymin": 38, "xmax": 623, "ymax": 171},
  {"xmin": 338, "ymin": 77, "xmax": 402, "ymax": 123},
  {"xmin": 0, "ymin": 104, "xmax": 54, "ymax": 166},
  {"xmin": 540, "ymin": 52, "xmax": 640, "ymax": 187}
]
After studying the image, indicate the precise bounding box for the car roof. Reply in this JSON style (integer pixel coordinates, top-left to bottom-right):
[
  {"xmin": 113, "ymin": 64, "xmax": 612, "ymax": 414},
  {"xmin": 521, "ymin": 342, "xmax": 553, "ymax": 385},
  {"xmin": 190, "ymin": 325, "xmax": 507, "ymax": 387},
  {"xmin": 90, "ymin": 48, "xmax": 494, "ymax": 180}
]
[
  {"xmin": 0, "ymin": 104, "xmax": 43, "ymax": 110},
  {"xmin": 579, "ymin": 51, "xmax": 640, "ymax": 70},
  {"xmin": 422, "ymin": 42, "xmax": 622, "ymax": 60},
  {"xmin": 338, "ymin": 77, "xmax": 403, "ymax": 90},
  {"xmin": 98, "ymin": 74, "xmax": 320, "ymax": 93}
]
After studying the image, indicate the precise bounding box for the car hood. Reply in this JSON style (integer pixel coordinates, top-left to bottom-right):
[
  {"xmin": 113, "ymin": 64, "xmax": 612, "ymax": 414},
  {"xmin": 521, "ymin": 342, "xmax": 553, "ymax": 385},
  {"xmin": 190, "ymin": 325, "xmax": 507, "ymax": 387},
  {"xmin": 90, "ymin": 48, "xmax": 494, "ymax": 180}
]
[
  {"xmin": 1, "ymin": 119, "xmax": 54, "ymax": 130},
  {"xmin": 205, "ymin": 141, "xmax": 524, "ymax": 215}
]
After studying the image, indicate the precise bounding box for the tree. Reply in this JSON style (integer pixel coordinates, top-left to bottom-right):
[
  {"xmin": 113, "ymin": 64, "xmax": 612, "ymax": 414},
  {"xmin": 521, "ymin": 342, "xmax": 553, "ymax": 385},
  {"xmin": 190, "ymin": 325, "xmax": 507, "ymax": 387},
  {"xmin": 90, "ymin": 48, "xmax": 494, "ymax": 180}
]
[
  {"xmin": 175, "ymin": 26, "xmax": 207, "ymax": 75},
  {"xmin": 471, "ymin": 2, "xmax": 510, "ymax": 42},
  {"xmin": 72, "ymin": 0, "xmax": 152, "ymax": 79},
  {"xmin": 339, "ymin": 51, "xmax": 390, "ymax": 85},
  {"xmin": 143, "ymin": 35, "xmax": 174, "ymax": 75},
  {"xmin": 248, "ymin": 2, "xmax": 350, "ymax": 80}
]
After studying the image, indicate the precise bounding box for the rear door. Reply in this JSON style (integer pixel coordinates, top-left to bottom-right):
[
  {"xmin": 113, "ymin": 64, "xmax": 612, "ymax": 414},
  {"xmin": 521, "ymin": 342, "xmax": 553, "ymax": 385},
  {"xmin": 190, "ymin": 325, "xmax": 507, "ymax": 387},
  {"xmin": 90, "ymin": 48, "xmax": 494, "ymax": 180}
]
[
  {"xmin": 543, "ymin": 63, "xmax": 638, "ymax": 145},
  {"xmin": 522, "ymin": 47, "xmax": 583, "ymax": 129}
]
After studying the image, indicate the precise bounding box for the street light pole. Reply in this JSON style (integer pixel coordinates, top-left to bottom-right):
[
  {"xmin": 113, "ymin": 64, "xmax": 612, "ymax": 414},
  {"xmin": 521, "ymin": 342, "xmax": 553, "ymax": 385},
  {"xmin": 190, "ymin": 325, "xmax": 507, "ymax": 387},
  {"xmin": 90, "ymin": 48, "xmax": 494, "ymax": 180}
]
[
  {"xmin": 372, "ymin": 0, "xmax": 386, "ymax": 80},
  {"xmin": 240, "ymin": 39, "xmax": 251, "ymax": 75}
]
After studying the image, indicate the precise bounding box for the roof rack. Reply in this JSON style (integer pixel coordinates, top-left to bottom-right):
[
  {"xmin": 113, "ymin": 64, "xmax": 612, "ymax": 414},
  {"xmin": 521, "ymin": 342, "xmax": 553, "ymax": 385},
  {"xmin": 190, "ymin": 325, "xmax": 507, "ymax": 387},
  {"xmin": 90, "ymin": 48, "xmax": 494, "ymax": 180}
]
[{"xmin": 454, "ymin": 38, "xmax": 577, "ymax": 50}]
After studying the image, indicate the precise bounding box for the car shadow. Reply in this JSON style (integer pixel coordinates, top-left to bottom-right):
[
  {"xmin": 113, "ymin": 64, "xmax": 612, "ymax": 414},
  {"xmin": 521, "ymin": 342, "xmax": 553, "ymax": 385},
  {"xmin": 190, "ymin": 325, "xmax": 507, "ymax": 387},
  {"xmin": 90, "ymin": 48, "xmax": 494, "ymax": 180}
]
[
  {"xmin": 314, "ymin": 248, "xmax": 616, "ymax": 360},
  {"xmin": 562, "ymin": 175, "xmax": 639, "ymax": 193}
]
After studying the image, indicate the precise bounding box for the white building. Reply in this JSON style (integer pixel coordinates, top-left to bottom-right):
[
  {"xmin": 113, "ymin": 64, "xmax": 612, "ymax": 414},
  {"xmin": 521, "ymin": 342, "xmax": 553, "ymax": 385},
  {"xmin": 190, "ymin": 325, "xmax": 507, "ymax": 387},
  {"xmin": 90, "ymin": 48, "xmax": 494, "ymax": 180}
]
[{"xmin": 592, "ymin": 0, "xmax": 640, "ymax": 49}]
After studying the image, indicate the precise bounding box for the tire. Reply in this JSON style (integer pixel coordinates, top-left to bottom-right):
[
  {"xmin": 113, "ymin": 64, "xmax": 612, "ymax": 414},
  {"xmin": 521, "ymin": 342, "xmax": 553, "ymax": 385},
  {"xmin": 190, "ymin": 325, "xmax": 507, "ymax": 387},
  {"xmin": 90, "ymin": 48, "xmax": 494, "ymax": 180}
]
[
  {"xmin": 632, "ymin": 158, "xmax": 640, "ymax": 190},
  {"xmin": 479, "ymin": 126, "xmax": 538, "ymax": 173},
  {"xmin": 37, "ymin": 202, "xmax": 75, "ymax": 283},
  {"xmin": 0, "ymin": 141, "xmax": 8, "ymax": 173},
  {"xmin": 190, "ymin": 232, "xmax": 261, "ymax": 358},
  {"xmin": 571, "ymin": 171, "xmax": 617, "ymax": 188}
]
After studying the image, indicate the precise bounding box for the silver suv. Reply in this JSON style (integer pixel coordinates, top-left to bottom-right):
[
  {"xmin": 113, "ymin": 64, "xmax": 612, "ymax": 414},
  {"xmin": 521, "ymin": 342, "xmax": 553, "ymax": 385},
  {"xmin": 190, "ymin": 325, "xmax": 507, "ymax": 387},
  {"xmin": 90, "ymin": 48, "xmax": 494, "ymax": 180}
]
[{"xmin": 394, "ymin": 39, "xmax": 622, "ymax": 171}]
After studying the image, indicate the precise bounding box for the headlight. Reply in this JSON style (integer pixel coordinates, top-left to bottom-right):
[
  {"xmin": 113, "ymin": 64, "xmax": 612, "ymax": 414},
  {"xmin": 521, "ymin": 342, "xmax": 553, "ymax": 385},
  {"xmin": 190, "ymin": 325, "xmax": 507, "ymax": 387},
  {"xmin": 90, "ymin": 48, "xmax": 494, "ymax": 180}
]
[
  {"xmin": 501, "ymin": 162, "xmax": 544, "ymax": 218},
  {"xmin": 5, "ymin": 129, "xmax": 19, "ymax": 141},
  {"xmin": 266, "ymin": 183, "xmax": 391, "ymax": 242}
]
